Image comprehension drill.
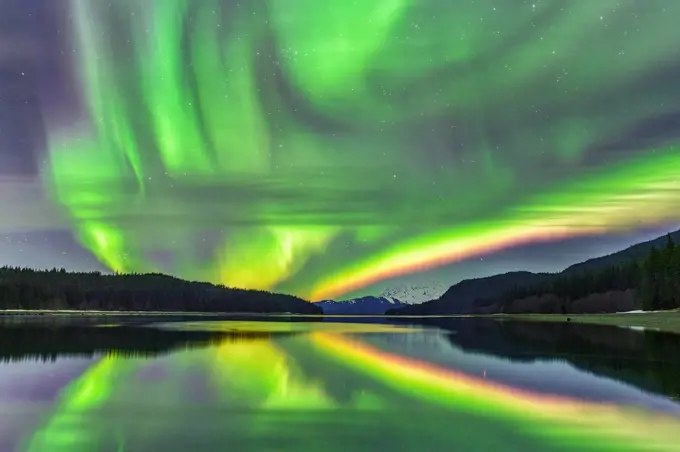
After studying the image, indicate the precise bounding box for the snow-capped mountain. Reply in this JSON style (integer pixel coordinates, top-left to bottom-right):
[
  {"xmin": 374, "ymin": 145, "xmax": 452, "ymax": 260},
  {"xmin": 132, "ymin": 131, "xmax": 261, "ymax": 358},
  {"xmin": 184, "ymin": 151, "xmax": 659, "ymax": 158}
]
[
  {"xmin": 314, "ymin": 296, "xmax": 407, "ymax": 315},
  {"xmin": 379, "ymin": 281, "xmax": 447, "ymax": 304}
]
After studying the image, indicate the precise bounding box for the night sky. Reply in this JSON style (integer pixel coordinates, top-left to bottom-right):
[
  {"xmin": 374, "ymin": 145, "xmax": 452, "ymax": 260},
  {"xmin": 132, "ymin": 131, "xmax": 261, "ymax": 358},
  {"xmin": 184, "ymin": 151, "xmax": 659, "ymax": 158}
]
[{"xmin": 1, "ymin": 0, "xmax": 679, "ymax": 301}]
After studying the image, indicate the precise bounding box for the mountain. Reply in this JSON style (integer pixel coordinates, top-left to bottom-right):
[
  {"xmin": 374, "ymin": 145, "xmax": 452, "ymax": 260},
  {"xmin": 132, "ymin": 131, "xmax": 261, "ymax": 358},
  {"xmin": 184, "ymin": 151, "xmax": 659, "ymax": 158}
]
[
  {"xmin": 387, "ymin": 228, "xmax": 680, "ymax": 316},
  {"xmin": 315, "ymin": 296, "xmax": 407, "ymax": 315},
  {"xmin": 379, "ymin": 281, "xmax": 447, "ymax": 304},
  {"xmin": 387, "ymin": 271, "xmax": 552, "ymax": 315}
]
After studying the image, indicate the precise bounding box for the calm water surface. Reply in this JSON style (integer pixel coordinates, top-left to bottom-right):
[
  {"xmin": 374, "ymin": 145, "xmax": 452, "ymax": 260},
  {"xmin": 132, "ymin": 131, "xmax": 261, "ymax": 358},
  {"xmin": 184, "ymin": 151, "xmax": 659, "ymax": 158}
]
[{"xmin": 2, "ymin": 316, "xmax": 680, "ymax": 451}]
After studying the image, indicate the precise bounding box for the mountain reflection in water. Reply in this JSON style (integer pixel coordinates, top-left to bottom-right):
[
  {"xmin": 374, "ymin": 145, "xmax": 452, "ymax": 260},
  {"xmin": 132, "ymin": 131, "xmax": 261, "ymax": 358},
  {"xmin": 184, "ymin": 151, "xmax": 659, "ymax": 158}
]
[{"xmin": 1, "ymin": 318, "xmax": 680, "ymax": 451}]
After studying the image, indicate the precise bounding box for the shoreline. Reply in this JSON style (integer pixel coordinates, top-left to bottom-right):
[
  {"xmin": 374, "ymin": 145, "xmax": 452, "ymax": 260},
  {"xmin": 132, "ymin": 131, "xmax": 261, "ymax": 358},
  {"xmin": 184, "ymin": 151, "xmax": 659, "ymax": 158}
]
[
  {"xmin": 4, "ymin": 310, "xmax": 680, "ymax": 335},
  {"xmin": 386, "ymin": 311, "xmax": 680, "ymax": 335},
  {"xmin": 480, "ymin": 311, "xmax": 680, "ymax": 334}
]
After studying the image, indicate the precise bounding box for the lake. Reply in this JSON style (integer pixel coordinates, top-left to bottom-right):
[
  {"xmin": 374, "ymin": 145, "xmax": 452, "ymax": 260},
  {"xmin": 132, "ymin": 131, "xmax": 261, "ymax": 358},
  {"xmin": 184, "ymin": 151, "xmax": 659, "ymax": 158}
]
[{"xmin": 2, "ymin": 316, "xmax": 680, "ymax": 451}]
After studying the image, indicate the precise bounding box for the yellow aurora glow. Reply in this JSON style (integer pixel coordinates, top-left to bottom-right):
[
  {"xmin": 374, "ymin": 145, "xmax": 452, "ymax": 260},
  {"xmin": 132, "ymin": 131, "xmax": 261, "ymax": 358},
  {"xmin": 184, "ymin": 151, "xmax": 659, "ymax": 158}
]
[{"xmin": 308, "ymin": 149, "xmax": 680, "ymax": 300}]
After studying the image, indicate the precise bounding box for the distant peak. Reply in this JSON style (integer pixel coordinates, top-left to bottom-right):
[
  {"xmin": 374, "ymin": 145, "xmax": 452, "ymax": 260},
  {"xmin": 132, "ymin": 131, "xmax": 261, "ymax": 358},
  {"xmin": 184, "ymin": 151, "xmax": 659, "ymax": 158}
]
[{"xmin": 379, "ymin": 281, "xmax": 447, "ymax": 304}]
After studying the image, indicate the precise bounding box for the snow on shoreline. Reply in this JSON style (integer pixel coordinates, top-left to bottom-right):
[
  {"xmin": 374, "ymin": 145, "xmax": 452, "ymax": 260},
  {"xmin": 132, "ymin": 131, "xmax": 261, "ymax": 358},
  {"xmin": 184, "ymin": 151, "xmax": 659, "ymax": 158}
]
[{"xmin": 615, "ymin": 310, "xmax": 670, "ymax": 314}]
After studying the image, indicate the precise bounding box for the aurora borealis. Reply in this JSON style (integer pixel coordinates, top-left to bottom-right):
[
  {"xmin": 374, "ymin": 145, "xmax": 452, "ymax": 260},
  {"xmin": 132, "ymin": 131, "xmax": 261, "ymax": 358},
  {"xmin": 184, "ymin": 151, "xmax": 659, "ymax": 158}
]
[{"xmin": 2, "ymin": 0, "xmax": 680, "ymax": 300}]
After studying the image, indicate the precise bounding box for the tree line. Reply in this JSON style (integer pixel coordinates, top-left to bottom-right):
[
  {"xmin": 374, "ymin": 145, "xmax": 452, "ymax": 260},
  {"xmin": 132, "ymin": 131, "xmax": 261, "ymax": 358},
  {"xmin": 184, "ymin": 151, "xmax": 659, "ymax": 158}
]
[
  {"xmin": 0, "ymin": 267, "xmax": 320, "ymax": 314},
  {"xmin": 498, "ymin": 235, "xmax": 680, "ymax": 312},
  {"xmin": 640, "ymin": 236, "xmax": 680, "ymax": 310}
]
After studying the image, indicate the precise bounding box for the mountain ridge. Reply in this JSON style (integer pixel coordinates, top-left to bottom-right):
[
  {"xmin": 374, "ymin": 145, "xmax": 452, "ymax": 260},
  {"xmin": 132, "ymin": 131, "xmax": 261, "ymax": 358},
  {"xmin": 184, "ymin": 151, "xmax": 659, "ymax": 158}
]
[
  {"xmin": 387, "ymin": 228, "xmax": 680, "ymax": 315},
  {"xmin": 379, "ymin": 281, "xmax": 447, "ymax": 305}
]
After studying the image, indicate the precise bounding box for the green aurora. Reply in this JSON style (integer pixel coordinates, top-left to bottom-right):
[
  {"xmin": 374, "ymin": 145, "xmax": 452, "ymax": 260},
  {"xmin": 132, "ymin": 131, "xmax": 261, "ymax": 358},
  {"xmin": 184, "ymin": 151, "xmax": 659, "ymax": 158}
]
[{"xmin": 43, "ymin": 0, "xmax": 680, "ymax": 300}]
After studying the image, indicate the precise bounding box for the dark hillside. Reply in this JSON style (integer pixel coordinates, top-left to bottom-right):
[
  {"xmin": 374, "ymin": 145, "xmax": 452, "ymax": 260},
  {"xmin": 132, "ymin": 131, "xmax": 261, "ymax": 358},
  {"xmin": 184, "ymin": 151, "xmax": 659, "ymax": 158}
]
[
  {"xmin": 0, "ymin": 267, "xmax": 320, "ymax": 314},
  {"xmin": 388, "ymin": 229, "xmax": 680, "ymax": 315},
  {"xmin": 388, "ymin": 271, "xmax": 551, "ymax": 315}
]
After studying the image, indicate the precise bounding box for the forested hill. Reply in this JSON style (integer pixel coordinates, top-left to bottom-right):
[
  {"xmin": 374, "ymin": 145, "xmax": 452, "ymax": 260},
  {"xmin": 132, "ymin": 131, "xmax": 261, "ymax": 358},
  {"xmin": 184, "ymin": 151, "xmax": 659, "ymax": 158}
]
[
  {"xmin": 387, "ymin": 229, "xmax": 680, "ymax": 315},
  {"xmin": 0, "ymin": 267, "xmax": 320, "ymax": 314},
  {"xmin": 387, "ymin": 271, "xmax": 552, "ymax": 315},
  {"xmin": 561, "ymin": 229, "xmax": 680, "ymax": 275}
]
